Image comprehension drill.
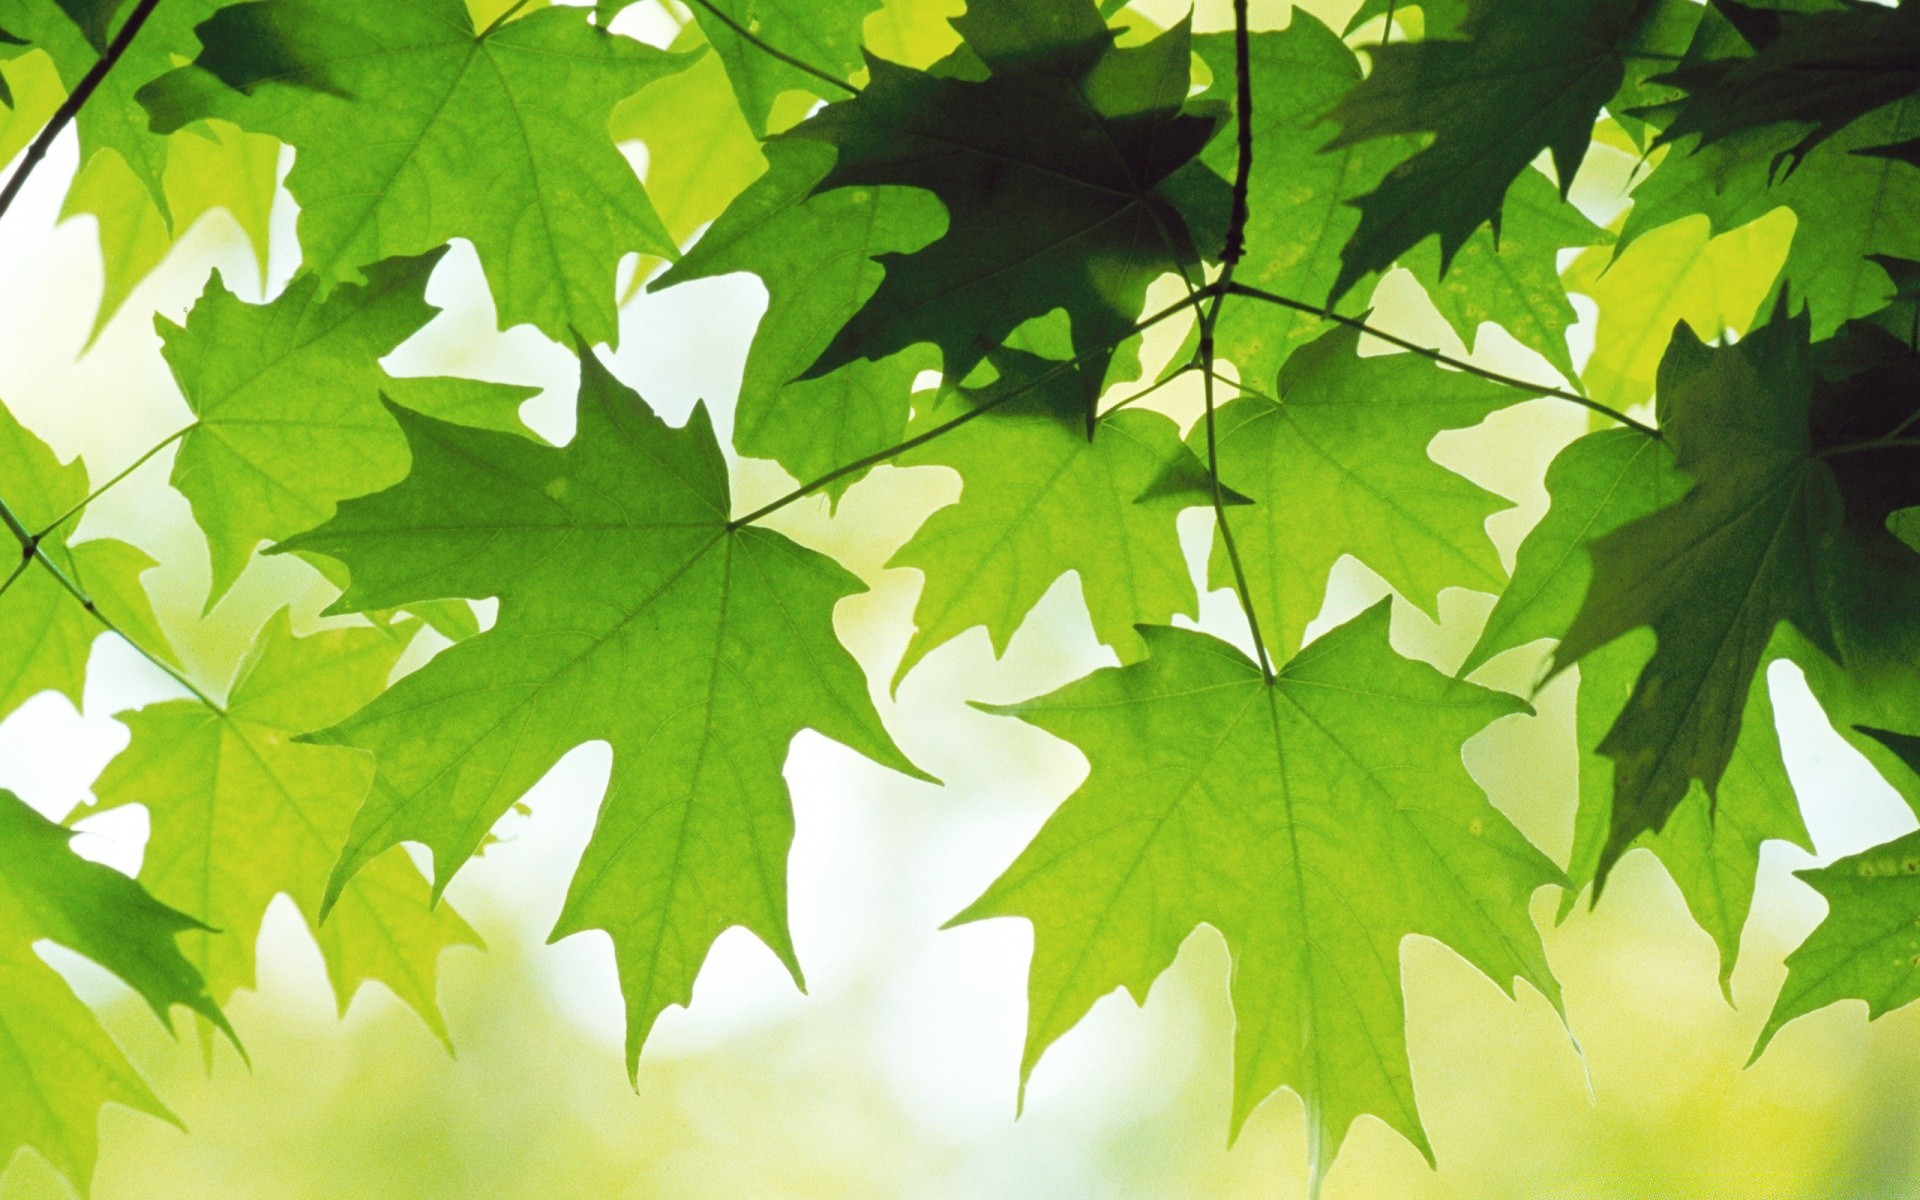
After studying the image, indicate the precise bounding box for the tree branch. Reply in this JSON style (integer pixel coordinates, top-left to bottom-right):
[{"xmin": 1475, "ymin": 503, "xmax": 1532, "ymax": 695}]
[
  {"xmin": 727, "ymin": 286, "xmax": 1219, "ymax": 530},
  {"xmin": 1194, "ymin": 0, "xmax": 1275, "ymax": 683},
  {"xmin": 36, "ymin": 425, "xmax": 190, "ymax": 541},
  {"xmin": 1223, "ymin": 281, "xmax": 1662, "ymax": 438},
  {"xmin": 0, "ymin": 0, "xmax": 166, "ymax": 226},
  {"xmin": 684, "ymin": 0, "xmax": 860, "ymax": 98},
  {"xmin": 0, "ymin": 491, "xmax": 222, "ymax": 712}
]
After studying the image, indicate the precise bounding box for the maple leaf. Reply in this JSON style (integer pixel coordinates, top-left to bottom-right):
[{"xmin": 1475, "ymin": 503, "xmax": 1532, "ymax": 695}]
[
  {"xmin": 609, "ymin": 25, "xmax": 764, "ymax": 267},
  {"xmin": 139, "ymin": 0, "xmax": 692, "ymax": 345},
  {"xmin": 1563, "ymin": 209, "xmax": 1794, "ymax": 415},
  {"xmin": 1189, "ymin": 15, "xmax": 1409, "ymax": 385},
  {"xmin": 1205, "ymin": 324, "xmax": 1525, "ymax": 662},
  {"xmin": 1474, "ymin": 430, "xmax": 1811, "ymax": 976},
  {"xmin": 0, "ymin": 789, "xmax": 230, "ymax": 1192},
  {"xmin": 1651, "ymin": 1, "xmax": 1920, "ymax": 168},
  {"xmin": 695, "ymin": 0, "xmax": 878, "ymax": 136},
  {"xmin": 1464, "ymin": 428, "xmax": 1683, "ymax": 677},
  {"xmin": 1325, "ymin": 0, "xmax": 1664, "ymax": 299},
  {"xmin": 954, "ymin": 602, "xmax": 1559, "ymax": 1176},
  {"xmin": 887, "ymin": 347, "xmax": 1204, "ymax": 684},
  {"xmin": 1404, "ymin": 167, "xmax": 1609, "ymax": 385},
  {"xmin": 784, "ymin": 0, "xmax": 1226, "ymax": 409},
  {"xmin": 0, "ymin": 0, "xmax": 229, "ymax": 218},
  {"xmin": 83, "ymin": 611, "xmax": 481, "ymax": 1041},
  {"xmin": 1573, "ymin": 637, "xmax": 1809, "ymax": 988},
  {"xmin": 596, "ymin": 0, "xmax": 876, "ymax": 136},
  {"xmin": 64, "ymin": 117, "xmax": 280, "ymax": 344},
  {"xmin": 657, "ymin": 139, "xmax": 943, "ymax": 501},
  {"xmin": 1345, "ymin": 0, "xmax": 1468, "ymax": 39},
  {"xmin": 1753, "ymin": 727, "xmax": 1920, "ymax": 1060},
  {"xmin": 1555, "ymin": 311, "xmax": 1920, "ymax": 878},
  {"xmin": 280, "ymin": 347, "xmax": 929, "ymax": 1068},
  {"xmin": 1623, "ymin": 95, "xmax": 1920, "ymax": 337},
  {"xmin": 0, "ymin": 401, "xmax": 174, "ymax": 722},
  {"xmin": 161, "ymin": 248, "xmax": 537, "ymax": 608}
]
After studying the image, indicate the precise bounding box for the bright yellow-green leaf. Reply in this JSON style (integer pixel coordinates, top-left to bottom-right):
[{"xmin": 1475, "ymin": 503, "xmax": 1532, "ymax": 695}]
[
  {"xmin": 1565, "ymin": 210, "xmax": 1795, "ymax": 416},
  {"xmin": 0, "ymin": 789, "xmax": 229, "ymax": 1193},
  {"xmin": 85, "ymin": 611, "xmax": 480, "ymax": 1041}
]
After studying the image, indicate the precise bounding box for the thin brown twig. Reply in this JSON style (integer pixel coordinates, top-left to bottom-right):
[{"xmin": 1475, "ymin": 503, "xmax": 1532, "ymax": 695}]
[
  {"xmin": 727, "ymin": 286, "xmax": 1221, "ymax": 530},
  {"xmin": 1194, "ymin": 0, "xmax": 1275, "ymax": 682},
  {"xmin": 0, "ymin": 0, "xmax": 165, "ymax": 224},
  {"xmin": 1223, "ymin": 281, "xmax": 1662, "ymax": 437},
  {"xmin": 683, "ymin": 0, "xmax": 859, "ymax": 97}
]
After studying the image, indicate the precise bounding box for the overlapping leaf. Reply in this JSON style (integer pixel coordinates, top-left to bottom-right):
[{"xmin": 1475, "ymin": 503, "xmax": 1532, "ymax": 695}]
[
  {"xmin": 0, "ymin": 0, "xmax": 230, "ymax": 217},
  {"xmin": 140, "ymin": 0, "xmax": 691, "ymax": 345},
  {"xmin": 1555, "ymin": 312, "xmax": 1920, "ymax": 877},
  {"xmin": 1573, "ymin": 637, "xmax": 1809, "ymax": 986},
  {"xmin": 1651, "ymin": 1, "xmax": 1920, "ymax": 166},
  {"xmin": 1624, "ymin": 97, "xmax": 1920, "ymax": 337},
  {"xmin": 956, "ymin": 603, "xmax": 1558, "ymax": 1177},
  {"xmin": 161, "ymin": 247, "xmax": 537, "ymax": 607},
  {"xmin": 1324, "ymin": 0, "xmax": 1664, "ymax": 298},
  {"xmin": 1189, "ymin": 14, "xmax": 1405, "ymax": 385},
  {"xmin": 1205, "ymin": 324, "xmax": 1526, "ymax": 661},
  {"xmin": 785, "ymin": 0, "xmax": 1226, "ymax": 410},
  {"xmin": 282, "ymin": 348, "xmax": 928, "ymax": 1068},
  {"xmin": 83, "ymin": 612, "xmax": 480, "ymax": 1039},
  {"xmin": 0, "ymin": 789, "xmax": 229, "ymax": 1192},
  {"xmin": 0, "ymin": 402, "xmax": 174, "ymax": 722},
  {"xmin": 1755, "ymin": 728, "xmax": 1920, "ymax": 1059},
  {"xmin": 888, "ymin": 348, "xmax": 1203, "ymax": 683},
  {"xmin": 657, "ymin": 139, "xmax": 943, "ymax": 500}
]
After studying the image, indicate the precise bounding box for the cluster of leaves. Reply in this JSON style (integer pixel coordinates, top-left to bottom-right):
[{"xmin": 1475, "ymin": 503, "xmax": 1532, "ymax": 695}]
[{"xmin": 2, "ymin": 0, "xmax": 1920, "ymax": 1192}]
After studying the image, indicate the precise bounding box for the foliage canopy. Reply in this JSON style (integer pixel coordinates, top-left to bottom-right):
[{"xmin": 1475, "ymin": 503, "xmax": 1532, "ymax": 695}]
[{"xmin": 3, "ymin": 0, "xmax": 1920, "ymax": 1193}]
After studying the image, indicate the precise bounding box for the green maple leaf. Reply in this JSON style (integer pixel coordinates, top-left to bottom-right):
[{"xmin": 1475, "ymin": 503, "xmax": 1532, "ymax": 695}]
[
  {"xmin": 1206, "ymin": 324, "xmax": 1524, "ymax": 662},
  {"xmin": 784, "ymin": 0, "xmax": 1226, "ymax": 409},
  {"xmin": 609, "ymin": 25, "xmax": 765, "ymax": 267},
  {"xmin": 954, "ymin": 603, "xmax": 1558, "ymax": 1175},
  {"xmin": 1190, "ymin": 15, "xmax": 1408, "ymax": 385},
  {"xmin": 280, "ymin": 348, "xmax": 928, "ymax": 1068},
  {"xmin": 1623, "ymin": 97, "xmax": 1920, "ymax": 337},
  {"xmin": 1345, "ymin": 0, "xmax": 1468, "ymax": 39},
  {"xmin": 595, "ymin": 0, "xmax": 875, "ymax": 136},
  {"xmin": 1572, "ymin": 637, "xmax": 1809, "ymax": 988},
  {"xmin": 888, "ymin": 347, "xmax": 1203, "ymax": 684},
  {"xmin": 1753, "ymin": 727, "xmax": 1920, "ymax": 1060},
  {"xmin": 139, "ymin": 0, "xmax": 691, "ymax": 345},
  {"xmin": 64, "ymin": 118, "xmax": 280, "ymax": 345},
  {"xmin": 1651, "ymin": 2, "xmax": 1920, "ymax": 167},
  {"xmin": 0, "ymin": 789, "xmax": 230, "ymax": 1192},
  {"xmin": 82, "ymin": 611, "xmax": 480, "ymax": 1041},
  {"xmin": 161, "ymin": 247, "xmax": 538, "ymax": 607},
  {"xmin": 1325, "ymin": 0, "xmax": 1661, "ymax": 300},
  {"xmin": 0, "ymin": 0, "xmax": 228, "ymax": 219},
  {"xmin": 1563, "ymin": 209, "xmax": 1794, "ymax": 415},
  {"xmin": 1463, "ymin": 428, "xmax": 1683, "ymax": 677},
  {"xmin": 657, "ymin": 139, "xmax": 943, "ymax": 502},
  {"xmin": 694, "ymin": 0, "xmax": 878, "ymax": 136},
  {"xmin": 1405, "ymin": 168, "xmax": 1609, "ymax": 385},
  {"xmin": 1554, "ymin": 311, "xmax": 1920, "ymax": 877},
  {"xmin": 0, "ymin": 401, "xmax": 174, "ymax": 722}
]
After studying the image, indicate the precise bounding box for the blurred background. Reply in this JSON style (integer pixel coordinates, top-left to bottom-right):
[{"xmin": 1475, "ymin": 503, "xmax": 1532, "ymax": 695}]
[{"xmin": 5, "ymin": 0, "xmax": 1920, "ymax": 1196}]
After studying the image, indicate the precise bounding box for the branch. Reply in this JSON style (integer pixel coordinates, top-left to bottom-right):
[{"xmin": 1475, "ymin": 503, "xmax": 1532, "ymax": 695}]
[
  {"xmin": 0, "ymin": 0, "xmax": 166, "ymax": 226},
  {"xmin": 1194, "ymin": 0, "xmax": 1275, "ymax": 682},
  {"xmin": 0, "ymin": 492, "xmax": 223, "ymax": 712},
  {"xmin": 684, "ymin": 0, "xmax": 859, "ymax": 98},
  {"xmin": 36, "ymin": 425, "xmax": 190, "ymax": 541},
  {"xmin": 727, "ymin": 286, "xmax": 1219, "ymax": 530},
  {"xmin": 1223, "ymin": 282, "xmax": 1663, "ymax": 438}
]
